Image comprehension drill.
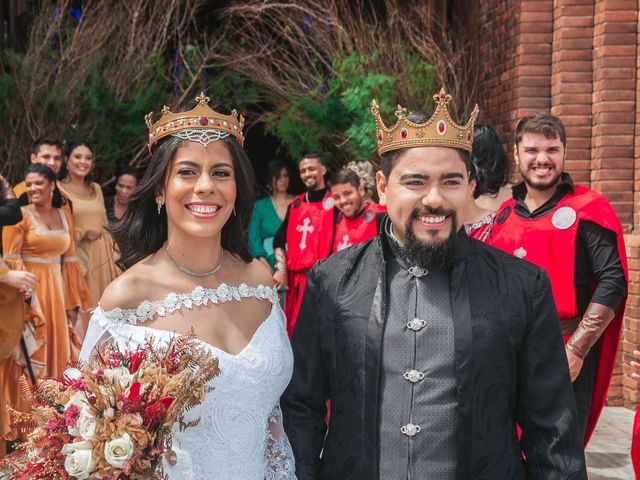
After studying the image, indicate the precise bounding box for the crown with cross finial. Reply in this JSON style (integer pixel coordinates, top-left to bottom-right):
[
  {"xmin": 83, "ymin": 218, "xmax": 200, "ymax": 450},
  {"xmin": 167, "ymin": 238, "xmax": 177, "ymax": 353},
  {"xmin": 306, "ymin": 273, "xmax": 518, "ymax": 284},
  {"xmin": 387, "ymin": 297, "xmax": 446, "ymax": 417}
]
[
  {"xmin": 144, "ymin": 92, "xmax": 245, "ymax": 153},
  {"xmin": 371, "ymin": 88, "xmax": 479, "ymax": 156}
]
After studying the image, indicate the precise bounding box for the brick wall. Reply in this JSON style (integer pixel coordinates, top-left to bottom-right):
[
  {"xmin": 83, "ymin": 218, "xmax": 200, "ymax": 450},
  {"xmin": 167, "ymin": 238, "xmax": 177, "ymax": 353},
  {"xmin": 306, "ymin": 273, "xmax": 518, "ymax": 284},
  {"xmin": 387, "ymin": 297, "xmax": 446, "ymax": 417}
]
[
  {"xmin": 623, "ymin": 0, "xmax": 640, "ymax": 408},
  {"xmin": 551, "ymin": 0, "xmax": 594, "ymax": 185},
  {"xmin": 591, "ymin": 0, "xmax": 636, "ymax": 231},
  {"xmin": 477, "ymin": 0, "xmax": 639, "ymax": 408},
  {"xmin": 477, "ymin": 0, "xmax": 519, "ymax": 154}
]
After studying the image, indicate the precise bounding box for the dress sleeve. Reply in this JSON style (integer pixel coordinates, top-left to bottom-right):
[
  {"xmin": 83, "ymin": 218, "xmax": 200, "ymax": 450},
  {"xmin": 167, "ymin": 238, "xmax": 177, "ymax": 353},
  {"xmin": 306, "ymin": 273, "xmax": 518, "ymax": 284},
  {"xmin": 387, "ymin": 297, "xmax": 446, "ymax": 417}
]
[
  {"xmin": 1, "ymin": 213, "xmax": 26, "ymax": 271},
  {"xmin": 61, "ymin": 208, "xmax": 94, "ymax": 310},
  {"xmin": 79, "ymin": 308, "xmax": 112, "ymax": 363},
  {"xmin": 248, "ymin": 200, "xmax": 269, "ymax": 260},
  {"xmin": 264, "ymin": 402, "xmax": 297, "ymax": 480}
]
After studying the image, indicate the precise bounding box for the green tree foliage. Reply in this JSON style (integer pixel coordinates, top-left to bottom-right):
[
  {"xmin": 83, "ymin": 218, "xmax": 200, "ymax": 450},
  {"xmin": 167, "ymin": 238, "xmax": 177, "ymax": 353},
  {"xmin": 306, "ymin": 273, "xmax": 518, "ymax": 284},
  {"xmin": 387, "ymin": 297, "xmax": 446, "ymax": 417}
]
[
  {"xmin": 262, "ymin": 50, "xmax": 434, "ymax": 166},
  {"xmin": 0, "ymin": 0, "xmax": 212, "ymax": 183}
]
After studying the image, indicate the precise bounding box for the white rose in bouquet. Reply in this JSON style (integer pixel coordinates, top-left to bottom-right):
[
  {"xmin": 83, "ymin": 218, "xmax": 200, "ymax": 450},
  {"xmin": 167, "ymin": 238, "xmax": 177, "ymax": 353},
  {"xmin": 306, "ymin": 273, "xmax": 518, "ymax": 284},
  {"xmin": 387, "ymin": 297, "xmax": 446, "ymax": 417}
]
[
  {"xmin": 64, "ymin": 392, "xmax": 91, "ymax": 437},
  {"xmin": 111, "ymin": 367, "xmax": 134, "ymax": 388},
  {"xmin": 104, "ymin": 433, "xmax": 135, "ymax": 469},
  {"xmin": 65, "ymin": 391, "xmax": 90, "ymax": 410},
  {"xmin": 63, "ymin": 368, "xmax": 83, "ymax": 380},
  {"xmin": 78, "ymin": 410, "xmax": 100, "ymax": 441},
  {"xmin": 62, "ymin": 441, "xmax": 96, "ymax": 480}
]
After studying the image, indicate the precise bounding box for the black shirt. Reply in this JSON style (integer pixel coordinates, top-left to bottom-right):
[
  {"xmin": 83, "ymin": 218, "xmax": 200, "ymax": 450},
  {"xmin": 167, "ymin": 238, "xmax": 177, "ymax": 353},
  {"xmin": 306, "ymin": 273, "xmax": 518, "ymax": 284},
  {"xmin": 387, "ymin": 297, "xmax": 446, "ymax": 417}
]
[
  {"xmin": 17, "ymin": 192, "xmax": 29, "ymax": 207},
  {"xmin": 0, "ymin": 198, "xmax": 23, "ymax": 256},
  {"xmin": 0, "ymin": 199, "xmax": 22, "ymax": 227},
  {"xmin": 511, "ymin": 173, "xmax": 626, "ymax": 314}
]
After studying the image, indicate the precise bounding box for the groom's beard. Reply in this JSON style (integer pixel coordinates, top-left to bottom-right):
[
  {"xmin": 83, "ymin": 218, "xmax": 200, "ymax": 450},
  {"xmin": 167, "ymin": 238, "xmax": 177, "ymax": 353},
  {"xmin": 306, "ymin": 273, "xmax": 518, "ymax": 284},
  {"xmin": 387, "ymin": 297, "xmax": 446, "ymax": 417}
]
[{"xmin": 402, "ymin": 207, "xmax": 457, "ymax": 270}]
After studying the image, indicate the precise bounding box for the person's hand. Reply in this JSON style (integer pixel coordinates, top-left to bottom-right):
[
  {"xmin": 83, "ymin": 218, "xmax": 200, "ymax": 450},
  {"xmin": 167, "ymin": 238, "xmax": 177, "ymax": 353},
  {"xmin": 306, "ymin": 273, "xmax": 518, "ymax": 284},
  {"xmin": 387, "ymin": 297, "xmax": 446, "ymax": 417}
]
[
  {"xmin": 67, "ymin": 308, "xmax": 79, "ymax": 327},
  {"xmin": 273, "ymin": 270, "xmax": 287, "ymax": 290},
  {"xmin": 630, "ymin": 349, "xmax": 640, "ymax": 381},
  {"xmin": 566, "ymin": 347, "xmax": 584, "ymax": 382},
  {"xmin": 83, "ymin": 229, "xmax": 103, "ymax": 241},
  {"xmin": 0, "ymin": 270, "xmax": 37, "ymax": 294}
]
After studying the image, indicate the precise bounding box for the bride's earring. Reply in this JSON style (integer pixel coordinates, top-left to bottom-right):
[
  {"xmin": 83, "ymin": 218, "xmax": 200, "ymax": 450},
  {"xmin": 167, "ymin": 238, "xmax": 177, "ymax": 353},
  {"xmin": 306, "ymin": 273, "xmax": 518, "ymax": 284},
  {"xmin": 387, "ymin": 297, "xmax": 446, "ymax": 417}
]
[
  {"xmin": 233, "ymin": 205, "xmax": 237, "ymax": 216},
  {"xmin": 157, "ymin": 200, "xmax": 163, "ymax": 215}
]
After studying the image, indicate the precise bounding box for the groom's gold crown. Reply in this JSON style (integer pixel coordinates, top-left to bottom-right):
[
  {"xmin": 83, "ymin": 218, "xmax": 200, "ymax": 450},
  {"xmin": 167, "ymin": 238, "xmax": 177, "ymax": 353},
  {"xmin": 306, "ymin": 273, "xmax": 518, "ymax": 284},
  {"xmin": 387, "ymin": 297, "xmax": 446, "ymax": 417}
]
[
  {"xmin": 371, "ymin": 88, "xmax": 479, "ymax": 155},
  {"xmin": 145, "ymin": 92, "xmax": 245, "ymax": 152}
]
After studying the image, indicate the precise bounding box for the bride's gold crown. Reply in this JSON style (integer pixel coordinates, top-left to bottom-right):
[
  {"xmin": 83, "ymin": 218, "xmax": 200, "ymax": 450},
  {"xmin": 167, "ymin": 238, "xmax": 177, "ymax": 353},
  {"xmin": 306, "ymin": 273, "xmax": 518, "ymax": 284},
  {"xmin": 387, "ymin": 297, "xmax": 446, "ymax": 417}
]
[
  {"xmin": 145, "ymin": 92, "xmax": 245, "ymax": 152},
  {"xmin": 371, "ymin": 88, "xmax": 479, "ymax": 155}
]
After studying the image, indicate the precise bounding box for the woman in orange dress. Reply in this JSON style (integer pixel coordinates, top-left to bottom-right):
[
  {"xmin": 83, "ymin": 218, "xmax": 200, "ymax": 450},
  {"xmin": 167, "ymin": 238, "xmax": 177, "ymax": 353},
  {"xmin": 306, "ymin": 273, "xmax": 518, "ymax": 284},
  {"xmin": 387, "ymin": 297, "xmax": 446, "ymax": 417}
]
[
  {"xmin": 2, "ymin": 164, "xmax": 93, "ymax": 380},
  {"xmin": 0, "ymin": 258, "xmax": 44, "ymax": 441},
  {"xmin": 57, "ymin": 141, "xmax": 120, "ymax": 308},
  {"xmin": 0, "ymin": 183, "xmax": 38, "ymax": 448}
]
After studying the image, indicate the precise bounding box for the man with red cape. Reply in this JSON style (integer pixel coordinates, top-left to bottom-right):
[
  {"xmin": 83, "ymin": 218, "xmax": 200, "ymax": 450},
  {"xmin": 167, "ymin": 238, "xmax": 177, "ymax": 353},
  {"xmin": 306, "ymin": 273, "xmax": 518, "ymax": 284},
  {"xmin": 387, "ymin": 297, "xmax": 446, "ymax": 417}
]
[
  {"xmin": 328, "ymin": 168, "xmax": 386, "ymax": 254},
  {"xmin": 489, "ymin": 113, "xmax": 628, "ymax": 447},
  {"xmin": 273, "ymin": 154, "xmax": 335, "ymax": 336}
]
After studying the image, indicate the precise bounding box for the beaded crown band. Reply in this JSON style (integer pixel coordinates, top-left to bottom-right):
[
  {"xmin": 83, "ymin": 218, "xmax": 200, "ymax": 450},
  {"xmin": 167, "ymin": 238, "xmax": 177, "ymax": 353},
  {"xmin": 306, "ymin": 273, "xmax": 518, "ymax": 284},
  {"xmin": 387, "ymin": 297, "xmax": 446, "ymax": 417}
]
[
  {"xmin": 145, "ymin": 92, "xmax": 245, "ymax": 153},
  {"xmin": 371, "ymin": 88, "xmax": 479, "ymax": 155}
]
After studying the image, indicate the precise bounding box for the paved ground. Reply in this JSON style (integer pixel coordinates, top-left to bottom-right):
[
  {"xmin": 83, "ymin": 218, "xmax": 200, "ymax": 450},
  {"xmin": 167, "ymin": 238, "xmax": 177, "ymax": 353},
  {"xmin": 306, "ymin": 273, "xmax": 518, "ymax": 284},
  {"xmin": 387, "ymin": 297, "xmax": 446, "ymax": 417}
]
[{"xmin": 586, "ymin": 407, "xmax": 635, "ymax": 479}]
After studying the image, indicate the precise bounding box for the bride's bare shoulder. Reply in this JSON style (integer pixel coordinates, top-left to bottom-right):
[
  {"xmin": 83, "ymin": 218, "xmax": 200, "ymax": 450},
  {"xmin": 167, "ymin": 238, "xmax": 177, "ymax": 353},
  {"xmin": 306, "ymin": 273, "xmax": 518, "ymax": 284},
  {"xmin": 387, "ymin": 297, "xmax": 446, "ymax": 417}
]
[
  {"xmin": 99, "ymin": 258, "xmax": 161, "ymax": 311},
  {"xmin": 226, "ymin": 256, "xmax": 274, "ymax": 287}
]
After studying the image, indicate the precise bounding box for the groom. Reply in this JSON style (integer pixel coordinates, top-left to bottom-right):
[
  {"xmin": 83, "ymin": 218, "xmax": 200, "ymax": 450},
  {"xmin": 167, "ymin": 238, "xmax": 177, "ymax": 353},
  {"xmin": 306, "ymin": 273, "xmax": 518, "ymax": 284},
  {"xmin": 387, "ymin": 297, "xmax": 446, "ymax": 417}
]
[{"xmin": 281, "ymin": 90, "xmax": 587, "ymax": 479}]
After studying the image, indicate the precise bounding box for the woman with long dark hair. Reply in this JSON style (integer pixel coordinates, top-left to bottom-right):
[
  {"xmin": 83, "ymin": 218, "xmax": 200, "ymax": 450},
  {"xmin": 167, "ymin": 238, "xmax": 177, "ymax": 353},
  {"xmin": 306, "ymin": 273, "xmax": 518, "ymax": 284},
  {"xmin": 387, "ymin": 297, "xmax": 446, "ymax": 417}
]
[
  {"xmin": 2, "ymin": 164, "xmax": 92, "ymax": 417},
  {"xmin": 248, "ymin": 161, "xmax": 293, "ymax": 272},
  {"xmin": 57, "ymin": 141, "xmax": 120, "ymax": 308},
  {"xmin": 464, "ymin": 124, "xmax": 511, "ymax": 242},
  {"xmin": 79, "ymin": 93, "xmax": 296, "ymax": 479}
]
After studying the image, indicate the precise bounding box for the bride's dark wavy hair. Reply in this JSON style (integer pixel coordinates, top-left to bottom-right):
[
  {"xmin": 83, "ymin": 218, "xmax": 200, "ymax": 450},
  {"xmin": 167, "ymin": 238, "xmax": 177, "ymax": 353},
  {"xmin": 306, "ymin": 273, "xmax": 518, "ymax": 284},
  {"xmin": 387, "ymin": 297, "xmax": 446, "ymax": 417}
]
[{"xmin": 110, "ymin": 135, "xmax": 255, "ymax": 270}]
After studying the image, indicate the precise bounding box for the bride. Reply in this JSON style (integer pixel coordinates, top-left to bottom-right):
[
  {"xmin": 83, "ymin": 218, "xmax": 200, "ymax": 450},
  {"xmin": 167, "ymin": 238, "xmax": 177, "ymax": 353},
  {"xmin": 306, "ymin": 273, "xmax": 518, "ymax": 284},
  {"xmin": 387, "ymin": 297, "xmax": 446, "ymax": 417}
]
[{"xmin": 79, "ymin": 93, "xmax": 296, "ymax": 479}]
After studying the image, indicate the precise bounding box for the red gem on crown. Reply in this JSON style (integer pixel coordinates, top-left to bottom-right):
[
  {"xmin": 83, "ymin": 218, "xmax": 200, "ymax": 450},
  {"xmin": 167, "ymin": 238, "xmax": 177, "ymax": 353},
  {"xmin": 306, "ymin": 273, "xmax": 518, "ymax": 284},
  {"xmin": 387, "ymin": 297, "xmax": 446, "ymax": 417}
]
[
  {"xmin": 199, "ymin": 117, "xmax": 209, "ymax": 126},
  {"xmin": 437, "ymin": 121, "xmax": 446, "ymax": 134},
  {"xmin": 400, "ymin": 128, "xmax": 408, "ymax": 140}
]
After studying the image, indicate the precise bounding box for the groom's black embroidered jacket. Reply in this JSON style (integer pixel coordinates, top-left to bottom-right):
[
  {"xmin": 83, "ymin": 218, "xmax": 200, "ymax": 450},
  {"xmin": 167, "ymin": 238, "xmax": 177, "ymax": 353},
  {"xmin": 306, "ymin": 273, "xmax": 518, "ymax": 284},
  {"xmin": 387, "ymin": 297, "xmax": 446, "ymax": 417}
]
[{"xmin": 281, "ymin": 225, "xmax": 587, "ymax": 480}]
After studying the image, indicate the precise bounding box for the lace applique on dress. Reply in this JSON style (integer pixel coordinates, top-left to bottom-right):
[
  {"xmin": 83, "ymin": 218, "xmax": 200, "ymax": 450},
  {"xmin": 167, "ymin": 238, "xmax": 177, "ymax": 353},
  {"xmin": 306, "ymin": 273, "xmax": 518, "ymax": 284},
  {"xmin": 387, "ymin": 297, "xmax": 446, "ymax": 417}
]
[
  {"xmin": 100, "ymin": 283, "xmax": 279, "ymax": 325},
  {"xmin": 464, "ymin": 212, "xmax": 496, "ymax": 243},
  {"xmin": 265, "ymin": 403, "xmax": 297, "ymax": 479}
]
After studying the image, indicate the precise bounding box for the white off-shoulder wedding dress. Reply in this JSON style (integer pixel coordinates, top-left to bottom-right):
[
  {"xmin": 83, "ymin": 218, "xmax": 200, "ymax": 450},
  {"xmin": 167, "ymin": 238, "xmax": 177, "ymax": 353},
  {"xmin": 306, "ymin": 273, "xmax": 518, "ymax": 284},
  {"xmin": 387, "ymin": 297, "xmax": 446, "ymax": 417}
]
[{"xmin": 79, "ymin": 283, "xmax": 297, "ymax": 479}]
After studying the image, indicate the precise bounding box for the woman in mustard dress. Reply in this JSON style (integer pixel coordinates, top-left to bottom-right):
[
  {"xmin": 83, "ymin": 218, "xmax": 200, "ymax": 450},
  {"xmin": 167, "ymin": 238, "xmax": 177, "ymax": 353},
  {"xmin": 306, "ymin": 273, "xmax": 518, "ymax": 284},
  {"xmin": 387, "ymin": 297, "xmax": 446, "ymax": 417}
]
[
  {"xmin": 2, "ymin": 164, "xmax": 93, "ymax": 380},
  {"xmin": 57, "ymin": 141, "xmax": 120, "ymax": 309}
]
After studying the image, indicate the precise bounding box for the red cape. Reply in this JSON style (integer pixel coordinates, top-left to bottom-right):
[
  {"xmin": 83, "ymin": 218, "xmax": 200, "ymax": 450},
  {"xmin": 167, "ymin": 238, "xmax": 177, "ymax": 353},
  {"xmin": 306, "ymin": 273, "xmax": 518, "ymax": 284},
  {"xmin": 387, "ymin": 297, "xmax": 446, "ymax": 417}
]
[
  {"xmin": 489, "ymin": 185, "xmax": 628, "ymax": 446},
  {"xmin": 632, "ymin": 407, "xmax": 640, "ymax": 478}
]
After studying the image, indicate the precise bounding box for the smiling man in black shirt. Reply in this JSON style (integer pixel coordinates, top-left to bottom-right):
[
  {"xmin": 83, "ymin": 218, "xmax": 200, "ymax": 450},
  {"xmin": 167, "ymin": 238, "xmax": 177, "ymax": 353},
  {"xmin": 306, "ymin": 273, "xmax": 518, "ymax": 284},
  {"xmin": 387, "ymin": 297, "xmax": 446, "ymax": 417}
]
[{"xmin": 489, "ymin": 112, "xmax": 628, "ymax": 446}]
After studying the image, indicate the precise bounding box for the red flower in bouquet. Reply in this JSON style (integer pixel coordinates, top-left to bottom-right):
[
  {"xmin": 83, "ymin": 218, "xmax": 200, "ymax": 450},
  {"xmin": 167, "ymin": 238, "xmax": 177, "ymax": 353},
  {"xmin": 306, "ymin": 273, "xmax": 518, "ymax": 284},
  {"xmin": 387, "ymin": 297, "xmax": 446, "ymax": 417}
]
[
  {"xmin": 142, "ymin": 396, "xmax": 175, "ymax": 430},
  {"xmin": 127, "ymin": 351, "xmax": 144, "ymax": 374}
]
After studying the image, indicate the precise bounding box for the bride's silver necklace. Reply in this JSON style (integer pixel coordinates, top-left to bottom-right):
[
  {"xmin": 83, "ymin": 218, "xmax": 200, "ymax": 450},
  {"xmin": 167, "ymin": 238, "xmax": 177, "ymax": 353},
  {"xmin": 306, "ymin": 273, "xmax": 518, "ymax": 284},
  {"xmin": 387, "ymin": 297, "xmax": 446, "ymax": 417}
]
[{"xmin": 164, "ymin": 242, "xmax": 223, "ymax": 277}]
